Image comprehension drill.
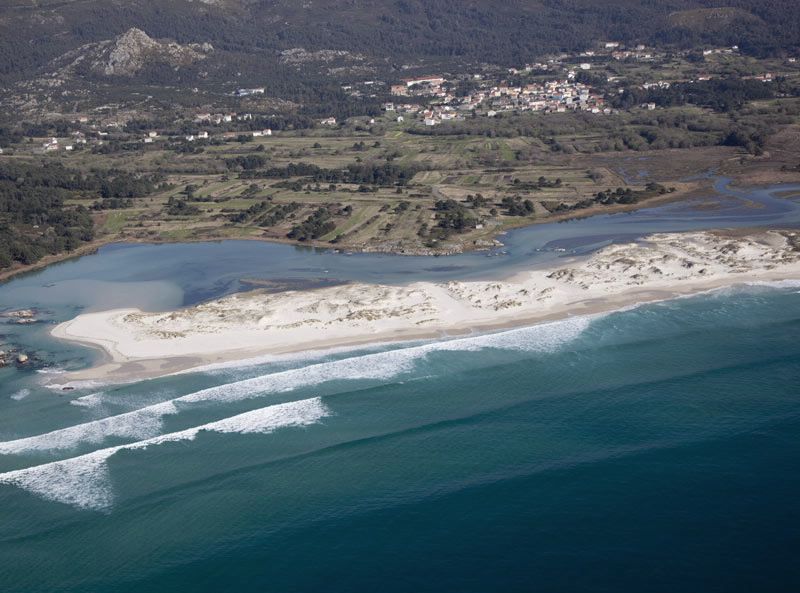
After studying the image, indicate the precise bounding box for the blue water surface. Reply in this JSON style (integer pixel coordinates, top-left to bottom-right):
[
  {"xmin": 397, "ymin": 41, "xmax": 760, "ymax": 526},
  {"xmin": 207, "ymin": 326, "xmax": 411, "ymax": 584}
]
[{"xmin": 0, "ymin": 180, "xmax": 799, "ymax": 592}]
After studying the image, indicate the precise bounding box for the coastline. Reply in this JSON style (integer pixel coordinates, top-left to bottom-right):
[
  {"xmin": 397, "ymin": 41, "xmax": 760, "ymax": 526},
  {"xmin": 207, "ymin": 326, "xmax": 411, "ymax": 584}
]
[
  {"xmin": 48, "ymin": 230, "xmax": 800, "ymax": 385},
  {"xmin": 0, "ymin": 239, "xmax": 113, "ymax": 285},
  {"xmin": 0, "ymin": 181, "xmax": 706, "ymax": 285}
]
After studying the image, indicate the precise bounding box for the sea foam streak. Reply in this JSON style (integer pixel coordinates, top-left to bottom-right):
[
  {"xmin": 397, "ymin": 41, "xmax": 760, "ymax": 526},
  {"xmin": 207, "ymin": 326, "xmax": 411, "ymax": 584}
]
[
  {"xmin": 0, "ymin": 316, "xmax": 593, "ymax": 455},
  {"xmin": 0, "ymin": 402, "xmax": 179, "ymax": 455},
  {"xmin": 0, "ymin": 397, "xmax": 329, "ymax": 510}
]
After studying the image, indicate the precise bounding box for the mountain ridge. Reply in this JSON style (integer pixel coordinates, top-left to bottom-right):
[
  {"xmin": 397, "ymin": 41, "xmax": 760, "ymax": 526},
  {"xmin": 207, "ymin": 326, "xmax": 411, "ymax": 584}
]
[{"xmin": 2, "ymin": 0, "xmax": 798, "ymax": 85}]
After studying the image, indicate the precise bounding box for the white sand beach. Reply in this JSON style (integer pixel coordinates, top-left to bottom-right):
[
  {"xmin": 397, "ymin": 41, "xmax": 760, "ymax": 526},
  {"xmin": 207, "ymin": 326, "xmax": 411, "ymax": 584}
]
[{"xmin": 51, "ymin": 230, "xmax": 800, "ymax": 383}]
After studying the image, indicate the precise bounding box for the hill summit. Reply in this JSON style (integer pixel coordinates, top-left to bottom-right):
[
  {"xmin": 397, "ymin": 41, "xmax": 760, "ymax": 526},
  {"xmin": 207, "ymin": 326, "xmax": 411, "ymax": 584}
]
[{"xmin": 91, "ymin": 27, "xmax": 212, "ymax": 77}]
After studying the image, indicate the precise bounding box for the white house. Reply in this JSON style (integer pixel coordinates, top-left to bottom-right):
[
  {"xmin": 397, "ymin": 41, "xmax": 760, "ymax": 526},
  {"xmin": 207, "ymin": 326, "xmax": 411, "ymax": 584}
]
[{"xmin": 235, "ymin": 87, "xmax": 265, "ymax": 97}]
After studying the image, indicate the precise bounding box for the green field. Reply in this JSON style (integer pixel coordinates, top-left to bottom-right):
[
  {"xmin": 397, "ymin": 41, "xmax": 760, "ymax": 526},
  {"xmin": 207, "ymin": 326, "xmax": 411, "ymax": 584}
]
[{"xmin": 7, "ymin": 97, "xmax": 800, "ymax": 256}]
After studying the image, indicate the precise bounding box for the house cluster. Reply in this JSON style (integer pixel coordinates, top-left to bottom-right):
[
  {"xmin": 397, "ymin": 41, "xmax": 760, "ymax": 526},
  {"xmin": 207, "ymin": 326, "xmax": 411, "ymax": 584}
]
[
  {"xmin": 418, "ymin": 107, "xmax": 464, "ymax": 126},
  {"xmin": 382, "ymin": 102, "xmax": 423, "ymax": 116},
  {"xmin": 184, "ymin": 131, "xmax": 209, "ymax": 142},
  {"xmin": 194, "ymin": 112, "xmax": 253, "ymax": 125},
  {"xmin": 509, "ymin": 62, "xmax": 551, "ymax": 75},
  {"xmin": 378, "ymin": 38, "xmax": 773, "ymax": 126},
  {"xmin": 638, "ymin": 66, "xmax": 774, "ymax": 91},
  {"xmin": 187, "ymin": 111, "xmax": 273, "ymax": 138},
  {"xmin": 40, "ymin": 133, "xmax": 87, "ymax": 153},
  {"xmin": 479, "ymin": 79, "xmax": 607, "ymax": 115},
  {"xmin": 744, "ymin": 72, "xmax": 774, "ymax": 82},
  {"xmin": 386, "ymin": 72, "xmax": 608, "ymax": 124},
  {"xmin": 389, "ymin": 76, "xmax": 447, "ymax": 97},
  {"xmin": 183, "ymin": 128, "xmax": 272, "ymax": 142},
  {"xmin": 611, "ymin": 47, "xmax": 658, "ymax": 61}
]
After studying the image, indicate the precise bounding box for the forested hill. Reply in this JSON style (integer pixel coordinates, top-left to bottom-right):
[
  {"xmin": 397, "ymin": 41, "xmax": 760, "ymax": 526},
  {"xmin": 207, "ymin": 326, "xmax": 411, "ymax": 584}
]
[{"xmin": 1, "ymin": 0, "xmax": 798, "ymax": 85}]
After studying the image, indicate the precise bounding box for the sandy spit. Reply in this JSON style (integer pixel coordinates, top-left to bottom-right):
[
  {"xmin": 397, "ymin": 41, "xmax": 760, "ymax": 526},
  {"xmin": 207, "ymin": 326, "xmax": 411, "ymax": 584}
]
[{"xmin": 50, "ymin": 230, "xmax": 800, "ymax": 384}]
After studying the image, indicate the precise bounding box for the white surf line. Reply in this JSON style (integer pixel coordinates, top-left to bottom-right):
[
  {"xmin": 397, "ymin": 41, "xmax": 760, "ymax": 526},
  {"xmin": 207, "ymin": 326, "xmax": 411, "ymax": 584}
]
[
  {"xmin": 0, "ymin": 315, "xmax": 596, "ymax": 456},
  {"xmin": 0, "ymin": 401, "xmax": 180, "ymax": 455},
  {"xmin": 0, "ymin": 397, "xmax": 330, "ymax": 510}
]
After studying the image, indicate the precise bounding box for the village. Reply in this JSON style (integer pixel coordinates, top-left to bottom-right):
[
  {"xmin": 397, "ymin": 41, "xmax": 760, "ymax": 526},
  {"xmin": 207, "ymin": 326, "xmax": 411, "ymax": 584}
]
[
  {"xmin": 3, "ymin": 38, "xmax": 794, "ymax": 157},
  {"xmin": 377, "ymin": 40, "xmax": 788, "ymax": 125},
  {"xmin": 384, "ymin": 72, "xmax": 608, "ymax": 126}
]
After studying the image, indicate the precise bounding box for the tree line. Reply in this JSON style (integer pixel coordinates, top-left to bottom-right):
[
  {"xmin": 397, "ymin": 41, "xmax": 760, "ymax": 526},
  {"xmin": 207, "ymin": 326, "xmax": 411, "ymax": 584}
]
[{"xmin": 0, "ymin": 161, "xmax": 162, "ymax": 270}]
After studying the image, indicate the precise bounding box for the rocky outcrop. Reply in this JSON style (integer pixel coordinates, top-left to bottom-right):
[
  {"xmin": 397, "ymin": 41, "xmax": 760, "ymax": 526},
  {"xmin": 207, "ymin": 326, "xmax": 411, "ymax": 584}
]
[{"xmin": 91, "ymin": 28, "xmax": 212, "ymax": 77}]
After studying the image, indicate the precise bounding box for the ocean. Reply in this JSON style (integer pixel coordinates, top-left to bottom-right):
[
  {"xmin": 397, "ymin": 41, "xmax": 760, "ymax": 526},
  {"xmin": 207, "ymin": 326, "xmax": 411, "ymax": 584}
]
[{"xmin": 1, "ymin": 180, "xmax": 799, "ymax": 592}]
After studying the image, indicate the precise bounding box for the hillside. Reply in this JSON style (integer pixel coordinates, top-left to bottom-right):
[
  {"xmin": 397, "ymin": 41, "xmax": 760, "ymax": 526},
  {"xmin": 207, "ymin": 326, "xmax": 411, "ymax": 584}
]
[{"xmin": 1, "ymin": 0, "xmax": 798, "ymax": 89}]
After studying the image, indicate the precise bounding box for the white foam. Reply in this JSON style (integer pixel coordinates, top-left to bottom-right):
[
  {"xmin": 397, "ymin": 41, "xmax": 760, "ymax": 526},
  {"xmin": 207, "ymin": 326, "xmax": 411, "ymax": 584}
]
[
  {"xmin": 0, "ymin": 397, "xmax": 329, "ymax": 510},
  {"xmin": 432, "ymin": 315, "xmax": 594, "ymax": 353},
  {"xmin": 0, "ymin": 402, "xmax": 178, "ymax": 455},
  {"xmin": 179, "ymin": 315, "xmax": 594, "ymax": 405},
  {"xmin": 0, "ymin": 315, "xmax": 594, "ymax": 456},
  {"xmin": 69, "ymin": 392, "xmax": 106, "ymax": 409},
  {"xmin": 171, "ymin": 340, "xmax": 398, "ymax": 377},
  {"xmin": 10, "ymin": 389, "xmax": 31, "ymax": 401},
  {"xmin": 744, "ymin": 279, "xmax": 800, "ymax": 289}
]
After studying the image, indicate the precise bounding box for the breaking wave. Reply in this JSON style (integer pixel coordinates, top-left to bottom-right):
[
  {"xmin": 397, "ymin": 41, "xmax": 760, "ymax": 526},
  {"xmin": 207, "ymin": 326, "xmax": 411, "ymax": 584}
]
[
  {"xmin": 0, "ymin": 397, "xmax": 329, "ymax": 510},
  {"xmin": 0, "ymin": 315, "xmax": 594, "ymax": 456},
  {"xmin": 0, "ymin": 402, "xmax": 179, "ymax": 455}
]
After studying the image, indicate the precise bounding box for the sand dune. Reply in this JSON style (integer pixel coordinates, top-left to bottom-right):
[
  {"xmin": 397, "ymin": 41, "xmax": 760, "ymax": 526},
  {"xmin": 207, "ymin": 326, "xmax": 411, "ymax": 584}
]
[{"xmin": 51, "ymin": 230, "xmax": 800, "ymax": 383}]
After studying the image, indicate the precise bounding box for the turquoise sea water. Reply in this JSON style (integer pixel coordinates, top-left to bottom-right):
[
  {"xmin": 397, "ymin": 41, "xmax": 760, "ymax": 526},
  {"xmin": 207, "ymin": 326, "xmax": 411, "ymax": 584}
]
[{"xmin": 1, "ymin": 181, "xmax": 800, "ymax": 592}]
